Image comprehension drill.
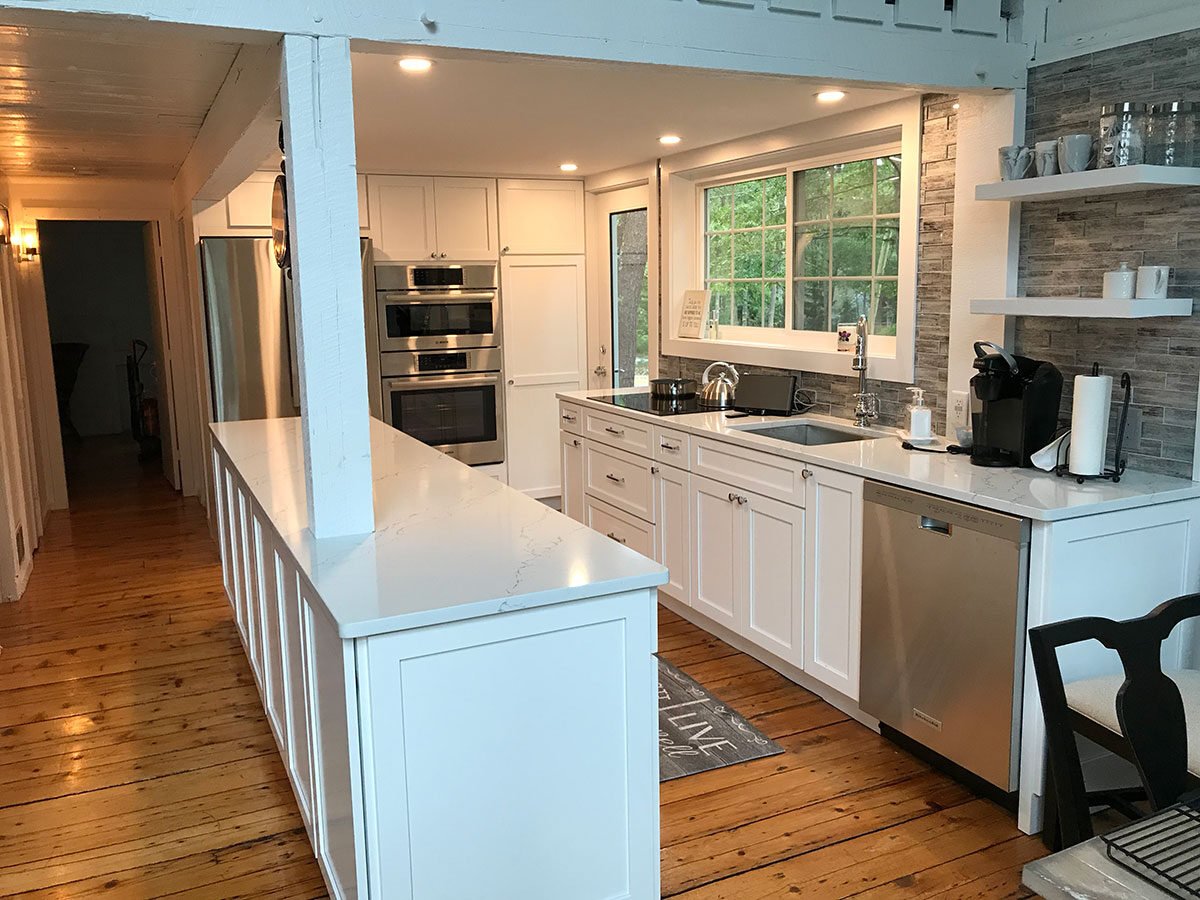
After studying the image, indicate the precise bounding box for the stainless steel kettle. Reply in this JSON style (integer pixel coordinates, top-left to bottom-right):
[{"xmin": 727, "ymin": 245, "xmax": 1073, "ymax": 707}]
[{"xmin": 698, "ymin": 361, "xmax": 738, "ymax": 409}]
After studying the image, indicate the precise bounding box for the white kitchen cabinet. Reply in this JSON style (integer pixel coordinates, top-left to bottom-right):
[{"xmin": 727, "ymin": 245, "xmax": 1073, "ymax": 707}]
[
  {"xmin": 278, "ymin": 552, "xmax": 316, "ymax": 834},
  {"xmin": 367, "ymin": 175, "xmax": 498, "ymax": 261},
  {"xmin": 559, "ymin": 432, "xmax": 585, "ymax": 522},
  {"xmin": 803, "ymin": 464, "xmax": 864, "ymax": 700},
  {"xmin": 653, "ymin": 463, "xmax": 691, "ymax": 604},
  {"xmin": 357, "ymin": 174, "xmax": 369, "ymax": 231},
  {"xmin": 691, "ymin": 475, "xmax": 741, "ymax": 632},
  {"xmin": 502, "ymin": 255, "xmax": 586, "ymax": 497},
  {"xmin": 498, "ymin": 179, "xmax": 585, "ymax": 254},
  {"xmin": 585, "ymin": 494, "xmax": 656, "ymax": 559},
  {"xmin": 745, "ymin": 489, "xmax": 806, "ymax": 668}
]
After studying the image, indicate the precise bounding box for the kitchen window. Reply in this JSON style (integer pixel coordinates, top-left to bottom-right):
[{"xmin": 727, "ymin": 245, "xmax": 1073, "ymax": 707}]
[{"xmin": 701, "ymin": 155, "xmax": 901, "ymax": 337}]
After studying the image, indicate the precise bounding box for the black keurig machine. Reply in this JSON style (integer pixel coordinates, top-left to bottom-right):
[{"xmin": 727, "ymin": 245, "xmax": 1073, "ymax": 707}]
[{"xmin": 969, "ymin": 341, "xmax": 1063, "ymax": 467}]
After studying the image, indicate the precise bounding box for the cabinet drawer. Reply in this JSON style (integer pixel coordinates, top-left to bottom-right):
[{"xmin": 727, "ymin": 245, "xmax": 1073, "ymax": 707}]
[
  {"xmin": 653, "ymin": 426, "xmax": 690, "ymax": 466},
  {"xmin": 583, "ymin": 408, "xmax": 652, "ymax": 457},
  {"xmin": 585, "ymin": 495, "xmax": 655, "ymax": 559},
  {"xmin": 692, "ymin": 437, "xmax": 807, "ymax": 507},
  {"xmin": 559, "ymin": 401, "xmax": 582, "ymax": 435},
  {"xmin": 585, "ymin": 442, "xmax": 654, "ymax": 522}
]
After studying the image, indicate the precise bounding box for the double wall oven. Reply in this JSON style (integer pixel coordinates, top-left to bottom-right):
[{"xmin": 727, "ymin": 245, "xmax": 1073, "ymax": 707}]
[{"xmin": 375, "ymin": 264, "xmax": 505, "ymax": 466}]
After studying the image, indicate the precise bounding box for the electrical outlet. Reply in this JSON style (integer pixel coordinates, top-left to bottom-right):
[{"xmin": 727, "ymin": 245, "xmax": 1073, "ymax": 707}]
[{"xmin": 950, "ymin": 390, "xmax": 970, "ymax": 431}]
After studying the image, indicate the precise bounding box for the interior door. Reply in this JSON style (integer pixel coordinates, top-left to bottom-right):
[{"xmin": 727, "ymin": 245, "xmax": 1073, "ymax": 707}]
[
  {"xmin": 588, "ymin": 185, "xmax": 650, "ymax": 390},
  {"xmin": 142, "ymin": 222, "xmax": 180, "ymax": 489}
]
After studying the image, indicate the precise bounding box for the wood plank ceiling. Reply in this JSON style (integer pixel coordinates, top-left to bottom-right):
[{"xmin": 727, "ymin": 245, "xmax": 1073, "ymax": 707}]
[{"xmin": 0, "ymin": 19, "xmax": 242, "ymax": 179}]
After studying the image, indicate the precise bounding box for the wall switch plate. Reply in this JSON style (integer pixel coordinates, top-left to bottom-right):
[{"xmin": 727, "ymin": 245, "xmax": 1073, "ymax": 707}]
[{"xmin": 950, "ymin": 390, "xmax": 970, "ymax": 431}]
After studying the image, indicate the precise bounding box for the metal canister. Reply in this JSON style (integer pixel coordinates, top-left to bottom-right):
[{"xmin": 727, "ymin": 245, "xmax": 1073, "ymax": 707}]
[
  {"xmin": 1099, "ymin": 102, "xmax": 1148, "ymax": 168},
  {"xmin": 1147, "ymin": 101, "xmax": 1194, "ymax": 166}
]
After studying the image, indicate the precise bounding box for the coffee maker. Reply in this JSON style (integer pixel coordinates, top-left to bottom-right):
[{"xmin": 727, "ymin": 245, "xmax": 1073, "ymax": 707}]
[{"xmin": 969, "ymin": 341, "xmax": 1063, "ymax": 468}]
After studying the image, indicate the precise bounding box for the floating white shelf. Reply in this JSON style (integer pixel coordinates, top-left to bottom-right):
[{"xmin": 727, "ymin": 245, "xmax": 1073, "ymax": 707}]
[
  {"xmin": 975, "ymin": 165, "xmax": 1200, "ymax": 202},
  {"xmin": 970, "ymin": 297, "xmax": 1194, "ymax": 318}
]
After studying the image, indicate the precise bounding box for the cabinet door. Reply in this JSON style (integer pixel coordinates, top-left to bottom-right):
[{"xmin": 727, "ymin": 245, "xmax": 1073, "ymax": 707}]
[
  {"xmin": 744, "ymin": 490, "xmax": 805, "ymax": 668},
  {"xmin": 804, "ymin": 465, "xmax": 864, "ymax": 700},
  {"xmin": 357, "ymin": 174, "xmax": 370, "ymax": 231},
  {"xmin": 560, "ymin": 432, "xmax": 585, "ymax": 522},
  {"xmin": 498, "ymin": 179, "xmax": 585, "ymax": 254},
  {"xmin": 654, "ymin": 464, "xmax": 691, "ymax": 604},
  {"xmin": 278, "ymin": 555, "xmax": 316, "ymax": 832},
  {"xmin": 433, "ymin": 177, "xmax": 499, "ymax": 260},
  {"xmin": 367, "ymin": 175, "xmax": 437, "ymax": 261},
  {"xmin": 501, "ymin": 256, "xmax": 585, "ymax": 496},
  {"xmin": 690, "ymin": 475, "xmax": 741, "ymax": 631}
]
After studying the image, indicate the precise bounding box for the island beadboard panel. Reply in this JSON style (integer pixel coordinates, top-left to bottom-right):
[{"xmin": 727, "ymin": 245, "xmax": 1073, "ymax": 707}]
[
  {"xmin": 658, "ymin": 93, "xmax": 957, "ymax": 435},
  {"xmin": 1016, "ymin": 27, "xmax": 1200, "ymax": 478}
]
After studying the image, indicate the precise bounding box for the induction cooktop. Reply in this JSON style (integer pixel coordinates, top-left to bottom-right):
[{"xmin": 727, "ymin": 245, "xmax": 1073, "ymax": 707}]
[{"xmin": 590, "ymin": 391, "xmax": 703, "ymax": 417}]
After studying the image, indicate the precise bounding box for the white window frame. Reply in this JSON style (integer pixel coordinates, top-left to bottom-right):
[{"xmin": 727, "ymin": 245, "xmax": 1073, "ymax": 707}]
[{"xmin": 660, "ymin": 96, "xmax": 922, "ymax": 383}]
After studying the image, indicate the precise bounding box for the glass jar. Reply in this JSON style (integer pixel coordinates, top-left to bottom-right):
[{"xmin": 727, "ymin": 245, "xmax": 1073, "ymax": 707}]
[
  {"xmin": 1099, "ymin": 102, "xmax": 1148, "ymax": 168},
  {"xmin": 1147, "ymin": 101, "xmax": 1194, "ymax": 166}
]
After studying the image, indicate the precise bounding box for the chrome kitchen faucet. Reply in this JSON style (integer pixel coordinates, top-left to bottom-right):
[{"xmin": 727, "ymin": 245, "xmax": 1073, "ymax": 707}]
[{"xmin": 852, "ymin": 315, "xmax": 879, "ymax": 428}]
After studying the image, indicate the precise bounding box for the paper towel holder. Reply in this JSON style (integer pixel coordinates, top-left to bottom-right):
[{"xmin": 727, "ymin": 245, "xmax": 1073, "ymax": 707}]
[{"xmin": 1054, "ymin": 367, "xmax": 1132, "ymax": 484}]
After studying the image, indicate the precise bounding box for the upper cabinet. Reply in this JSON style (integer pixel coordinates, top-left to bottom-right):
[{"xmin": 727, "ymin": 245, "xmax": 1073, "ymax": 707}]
[
  {"xmin": 367, "ymin": 175, "xmax": 499, "ymax": 262},
  {"xmin": 498, "ymin": 179, "xmax": 585, "ymax": 255}
]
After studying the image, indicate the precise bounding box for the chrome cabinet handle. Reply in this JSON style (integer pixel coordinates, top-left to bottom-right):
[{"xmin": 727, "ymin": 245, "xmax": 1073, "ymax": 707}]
[
  {"xmin": 660, "ymin": 441, "xmax": 680, "ymax": 452},
  {"xmin": 738, "ymin": 495, "xmax": 748, "ymax": 505},
  {"xmin": 562, "ymin": 413, "xmax": 577, "ymax": 423},
  {"xmin": 606, "ymin": 531, "xmax": 627, "ymax": 544},
  {"xmin": 650, "ymin": 465, "xmax": 659, "ymax": 475},
  {"xmin": 802, "ymin": 469, "xmax": 813, "ymax": 480},
  {"xmin": 572, "ymin": 439, "xmax": 580, "ymax": 448},
  {"xmin": 605, "ymin": 473, "xmax": 625, "ymax": 485},
  {"xmin": 604, "ymin": 426, "xmax": 625, "ymax": 437}
]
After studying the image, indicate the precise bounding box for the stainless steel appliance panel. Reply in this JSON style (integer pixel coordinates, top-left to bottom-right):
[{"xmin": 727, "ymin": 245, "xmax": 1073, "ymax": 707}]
[
  {"xmin": 860, "ymin": 482, "xmax": 1029, "ymax": 790},
  {"xmin": 382, "ymin": 370, "xmax": 505, "ymax": 466},
  {"xmin": 201, "ymin": 237, "xmax": 298, "ymax": 422},
  {"xmin": 375, "ymin": 263, "xmax": 500, "ymax": 352},
  {"xmin": 375, "ymin": 263, "xmax": 497, "ymax": 292}
]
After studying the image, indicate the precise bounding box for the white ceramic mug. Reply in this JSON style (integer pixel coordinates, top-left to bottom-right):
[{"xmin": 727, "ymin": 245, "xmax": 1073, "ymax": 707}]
[
  {"xmin": 1034, "ymin": 140, "xmax": 1059, "ymax": 177},
  {"xmin": 1102, "ymin": 263, "xmax": 1137, "ymax": 300},
  {"xmin": 1058, "ymin": 134, "xmax": 1097, "ymax": 174},
  {"xmin": 1136, "ymin": 265, "xmax": 1170, "ymax": 300}
]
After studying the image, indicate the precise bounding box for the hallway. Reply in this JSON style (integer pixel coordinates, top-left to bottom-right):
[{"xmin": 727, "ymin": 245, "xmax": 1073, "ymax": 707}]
[{"xmin": 0, "ymin": 441, "xmax": 326, "ymax": 897}]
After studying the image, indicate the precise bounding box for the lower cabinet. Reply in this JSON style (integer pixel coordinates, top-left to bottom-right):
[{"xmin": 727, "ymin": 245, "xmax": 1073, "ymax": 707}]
[
  {"xmin": 559, "ymin": 432, "xmax": 584, "ymax": 522},
  {"xmin": 691, "ymin": 475, "xmax": 742, "ymax": 632},
  {"xmin": 804, "ymin": 464, "xmax": 864, "ymax": 701},
  {"xmin": 653, "ymin": 463, "xmax": 690, "ymax": 603},
  {"xmin": 585, "ymin": 494, "xmax": 655, "ymax": 558}
]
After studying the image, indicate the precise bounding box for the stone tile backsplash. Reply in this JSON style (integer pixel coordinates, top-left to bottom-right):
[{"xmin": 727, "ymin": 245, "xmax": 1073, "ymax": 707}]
[
  {"xmin": 658, "ymin": 94, "xmax": 958, "ymax": 434},
  {"xmin": 1016, "ymin": 28, "xmax": 1200, "ymax": 477}
]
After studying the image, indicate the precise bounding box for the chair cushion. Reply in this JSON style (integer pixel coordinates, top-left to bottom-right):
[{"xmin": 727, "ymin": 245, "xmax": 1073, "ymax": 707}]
[{"xmin": 1064, "ymin": 669, "xmax": 1200, "ymax": 776}]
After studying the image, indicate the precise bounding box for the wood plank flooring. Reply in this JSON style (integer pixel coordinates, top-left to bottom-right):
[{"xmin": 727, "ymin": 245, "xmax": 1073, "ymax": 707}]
[{"xmin": 0, "ymin": 436, "xmax": 1045, "ymax": 897}]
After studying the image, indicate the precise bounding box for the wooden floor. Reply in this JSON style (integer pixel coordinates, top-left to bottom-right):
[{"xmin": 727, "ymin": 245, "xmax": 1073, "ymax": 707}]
[{"xmin": 0, "ymin": 436, "xmax": 1044, "ymax": 898}]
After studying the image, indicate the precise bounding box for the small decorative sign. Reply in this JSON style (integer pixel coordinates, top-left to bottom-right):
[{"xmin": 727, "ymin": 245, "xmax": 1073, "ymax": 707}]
[
  {"xmin": 837, "ymin": 322, "xmax": 856, "ymax": 352},
  {"xmin": 678, "ymin": 289, "xmax": 711, "ymax": 339}
]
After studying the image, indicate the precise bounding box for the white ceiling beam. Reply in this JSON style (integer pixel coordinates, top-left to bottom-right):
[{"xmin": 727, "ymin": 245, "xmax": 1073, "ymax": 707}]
[
  {"xmin": 0, "ymin": 0, "xmax": 1027, "ymax": 90},
  {"xmin": 280, "ymin": 32, "xmax": 374, "ymax": 539},
  {"xmin": 173, "ymin": 41, "xmax": 282, "ymax": 208}
]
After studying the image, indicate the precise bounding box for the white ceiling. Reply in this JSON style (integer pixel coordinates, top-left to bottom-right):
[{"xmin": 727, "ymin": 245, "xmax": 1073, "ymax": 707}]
[
  {"xmin": 0, "ymin": 19, "xmax": 241, "ymax": 178},
  {"xmin": 351, "ymin": 48, "xmax": 909, "ymax": 179}
]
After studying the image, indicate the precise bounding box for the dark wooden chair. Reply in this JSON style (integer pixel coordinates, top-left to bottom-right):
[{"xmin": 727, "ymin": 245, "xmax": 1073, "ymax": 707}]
[{"xmin": 1029, "ymin": 592, "xmax": 1200, "ymax": 851}]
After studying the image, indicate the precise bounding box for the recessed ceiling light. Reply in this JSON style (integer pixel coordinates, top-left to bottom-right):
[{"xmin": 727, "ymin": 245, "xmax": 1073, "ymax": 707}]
[
  {"xmin": 398, "ymin": 57, "xmax": 433, "ymax": 74},
  {"xmin": 816, "ymin": 90, "xmax": 846, "ymax": 103},
  {"xmin": 559, "ymin": 163, "xmax": 578, "ymax": 173},
  {"xmin": 659, "ymin": 134, "xmax": 682, "ymax": 146}
]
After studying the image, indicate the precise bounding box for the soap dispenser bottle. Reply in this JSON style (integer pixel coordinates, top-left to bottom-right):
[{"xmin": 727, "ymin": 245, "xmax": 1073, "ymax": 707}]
[{"xmin": 907, "ymin": 387, "xmax": 932, "ymax": 441}]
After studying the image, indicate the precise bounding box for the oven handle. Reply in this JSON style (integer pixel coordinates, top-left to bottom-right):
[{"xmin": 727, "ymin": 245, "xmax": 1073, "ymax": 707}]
[
  {"xmin": 384, "ymin": 374, "xmax": 500, "ymax": 391},
  {"xmin": 380, "ymin": 291, "xmax": 496, "ymax": 304}
]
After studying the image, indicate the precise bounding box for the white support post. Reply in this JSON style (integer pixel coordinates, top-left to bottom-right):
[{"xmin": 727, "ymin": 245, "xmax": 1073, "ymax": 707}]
[{"xmin": 280, "ymin": 34, "xmax": 375, "ymax": 538}]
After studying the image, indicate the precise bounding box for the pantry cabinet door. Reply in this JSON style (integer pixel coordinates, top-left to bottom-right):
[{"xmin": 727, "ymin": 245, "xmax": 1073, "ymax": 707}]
[
  {"xmin": 743, "ymin": 490, "xmax": 805, "ymax": 668},
  {"xmin": 367, "ymin": 175, "xmax": 437, "ymax": 261},
  {"xmin": 433, "ymin": 177, "xmax": 499, "ymax": 260},
  {"xmin": 559, "ymin": 432, "xmax": 585, "ymax": 522},
  {"xmin": 498, "ymin": 179, "xmax": 585, "ymax": 254},
  {"xmin": 654, "ymin": 464, "xmax": 691, "ymax": 604},
  {"xmin": 690, "ymin": 475, "xmax": 741, "ymax": 631},
  {"xmin": 804, "ymin": 465, "xmax": 864, "ymax": 700}
]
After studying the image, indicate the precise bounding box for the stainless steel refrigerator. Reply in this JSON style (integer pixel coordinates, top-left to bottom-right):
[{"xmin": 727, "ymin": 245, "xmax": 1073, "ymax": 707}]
[{"xmin": 200, "ymin": 237, "xmax": 374, "ymax": 422}]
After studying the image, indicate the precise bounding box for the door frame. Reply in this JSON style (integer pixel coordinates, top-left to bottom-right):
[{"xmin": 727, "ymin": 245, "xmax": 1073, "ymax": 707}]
[
  {"xmin": 584, "ymin": 165, "xmax": 659, "ymax": 391},
  {"xmin": 19, "ymin": 205, "xmax": 196, "ymax": 509}
]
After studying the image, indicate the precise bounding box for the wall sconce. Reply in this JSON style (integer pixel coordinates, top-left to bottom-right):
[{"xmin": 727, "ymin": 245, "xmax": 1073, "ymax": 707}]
[
  {"xmin": 17, "ymin": 227, "xmax": 39, "ymax": 262},
  {"xmin": 0, "ymin": 206, "xmax": 10, "ymax": 246}
]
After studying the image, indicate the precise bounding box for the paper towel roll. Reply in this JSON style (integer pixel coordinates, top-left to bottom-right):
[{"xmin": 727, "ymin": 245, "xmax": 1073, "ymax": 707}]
[{"xmin": 1069, "ymin": 374, "xmax": 1113, "ymax": 476}]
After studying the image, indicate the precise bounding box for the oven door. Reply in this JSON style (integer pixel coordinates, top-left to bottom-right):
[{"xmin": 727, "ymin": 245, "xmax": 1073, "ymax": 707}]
[
  {"xmin": 377, "ymin": 290, "xmax": 499, "ymax": 351},
  {"xmin": 382, "ymin": 372, "xmax": 505, "ymax": 466}
]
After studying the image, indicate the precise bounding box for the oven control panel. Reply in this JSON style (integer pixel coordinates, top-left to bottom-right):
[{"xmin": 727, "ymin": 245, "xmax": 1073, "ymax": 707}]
[{"xmin": 418, "ymin": 352, "xmax": 469, "ymax": 372}]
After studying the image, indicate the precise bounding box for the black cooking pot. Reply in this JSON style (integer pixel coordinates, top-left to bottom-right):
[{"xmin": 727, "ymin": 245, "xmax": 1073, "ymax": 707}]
[{"xmin": 649, "ymin": 377, "xmax": 697, "ymax": 399}]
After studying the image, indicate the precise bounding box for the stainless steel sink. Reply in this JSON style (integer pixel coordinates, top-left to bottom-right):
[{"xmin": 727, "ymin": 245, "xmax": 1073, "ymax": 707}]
[{"xmin": 735, "ymin": 421, "xmax": 878, "ymax": 446}]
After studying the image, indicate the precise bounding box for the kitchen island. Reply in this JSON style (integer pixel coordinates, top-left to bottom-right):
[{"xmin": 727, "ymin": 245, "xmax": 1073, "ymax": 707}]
[
  {"xmin": 210, "ymin": 417, "xmax": 667, "ymax": 900},
  {"xmin": 558, "ymin": 388, "xmax": 1200, "ymax": 836}
]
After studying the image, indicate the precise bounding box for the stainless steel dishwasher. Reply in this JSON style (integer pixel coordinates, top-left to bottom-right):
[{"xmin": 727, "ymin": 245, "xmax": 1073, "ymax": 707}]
[{"xmin": 860, "ymin": 481, "xmax": 1030, "ymax": 791}]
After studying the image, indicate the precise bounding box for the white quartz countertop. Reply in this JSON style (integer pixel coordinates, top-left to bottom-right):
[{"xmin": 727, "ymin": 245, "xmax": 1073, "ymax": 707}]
[
  {"xmin": 210, "ymin": 418, "xmax": 667, "ymax": 639},
  {"xmin": 559, "ymin": 389, "xmax": 1200, "ymax": 522}
]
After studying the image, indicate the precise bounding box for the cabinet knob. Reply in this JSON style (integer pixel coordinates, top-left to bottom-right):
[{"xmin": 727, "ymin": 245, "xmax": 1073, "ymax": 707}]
[
  {"xmin": 572, "ymin": 439, "xmax": 580, "ymax": 448},
  {"xmin": 430, "ymin": 252, "xmax": 437, "ymax": 259},
  {"xmin": 502, "ymin": 246, "xmax": 510, "ymax": 254},
  {"xmin": 650, "ymin": 465, "xmax": 659, "ymax": 475},
  {"xmin": 508, "ymin": 379, "xmax": 515, "ymax": 385},
  {"xmin": 802, "ymin": 468, "xmax": 813, "ymax": 480},
  {"xmin": 728, "ymin": 492, "xmax": 738, "ymax": 503},
  {"xmin": 440, "ymin": 252, "xmax": 447, "ymax": 258}
]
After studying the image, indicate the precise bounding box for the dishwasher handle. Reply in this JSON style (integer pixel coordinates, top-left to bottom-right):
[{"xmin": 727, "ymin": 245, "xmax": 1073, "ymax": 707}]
[{"xmin": 919, "ymin": 516, "xmax": 952, "ymax": 536}]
